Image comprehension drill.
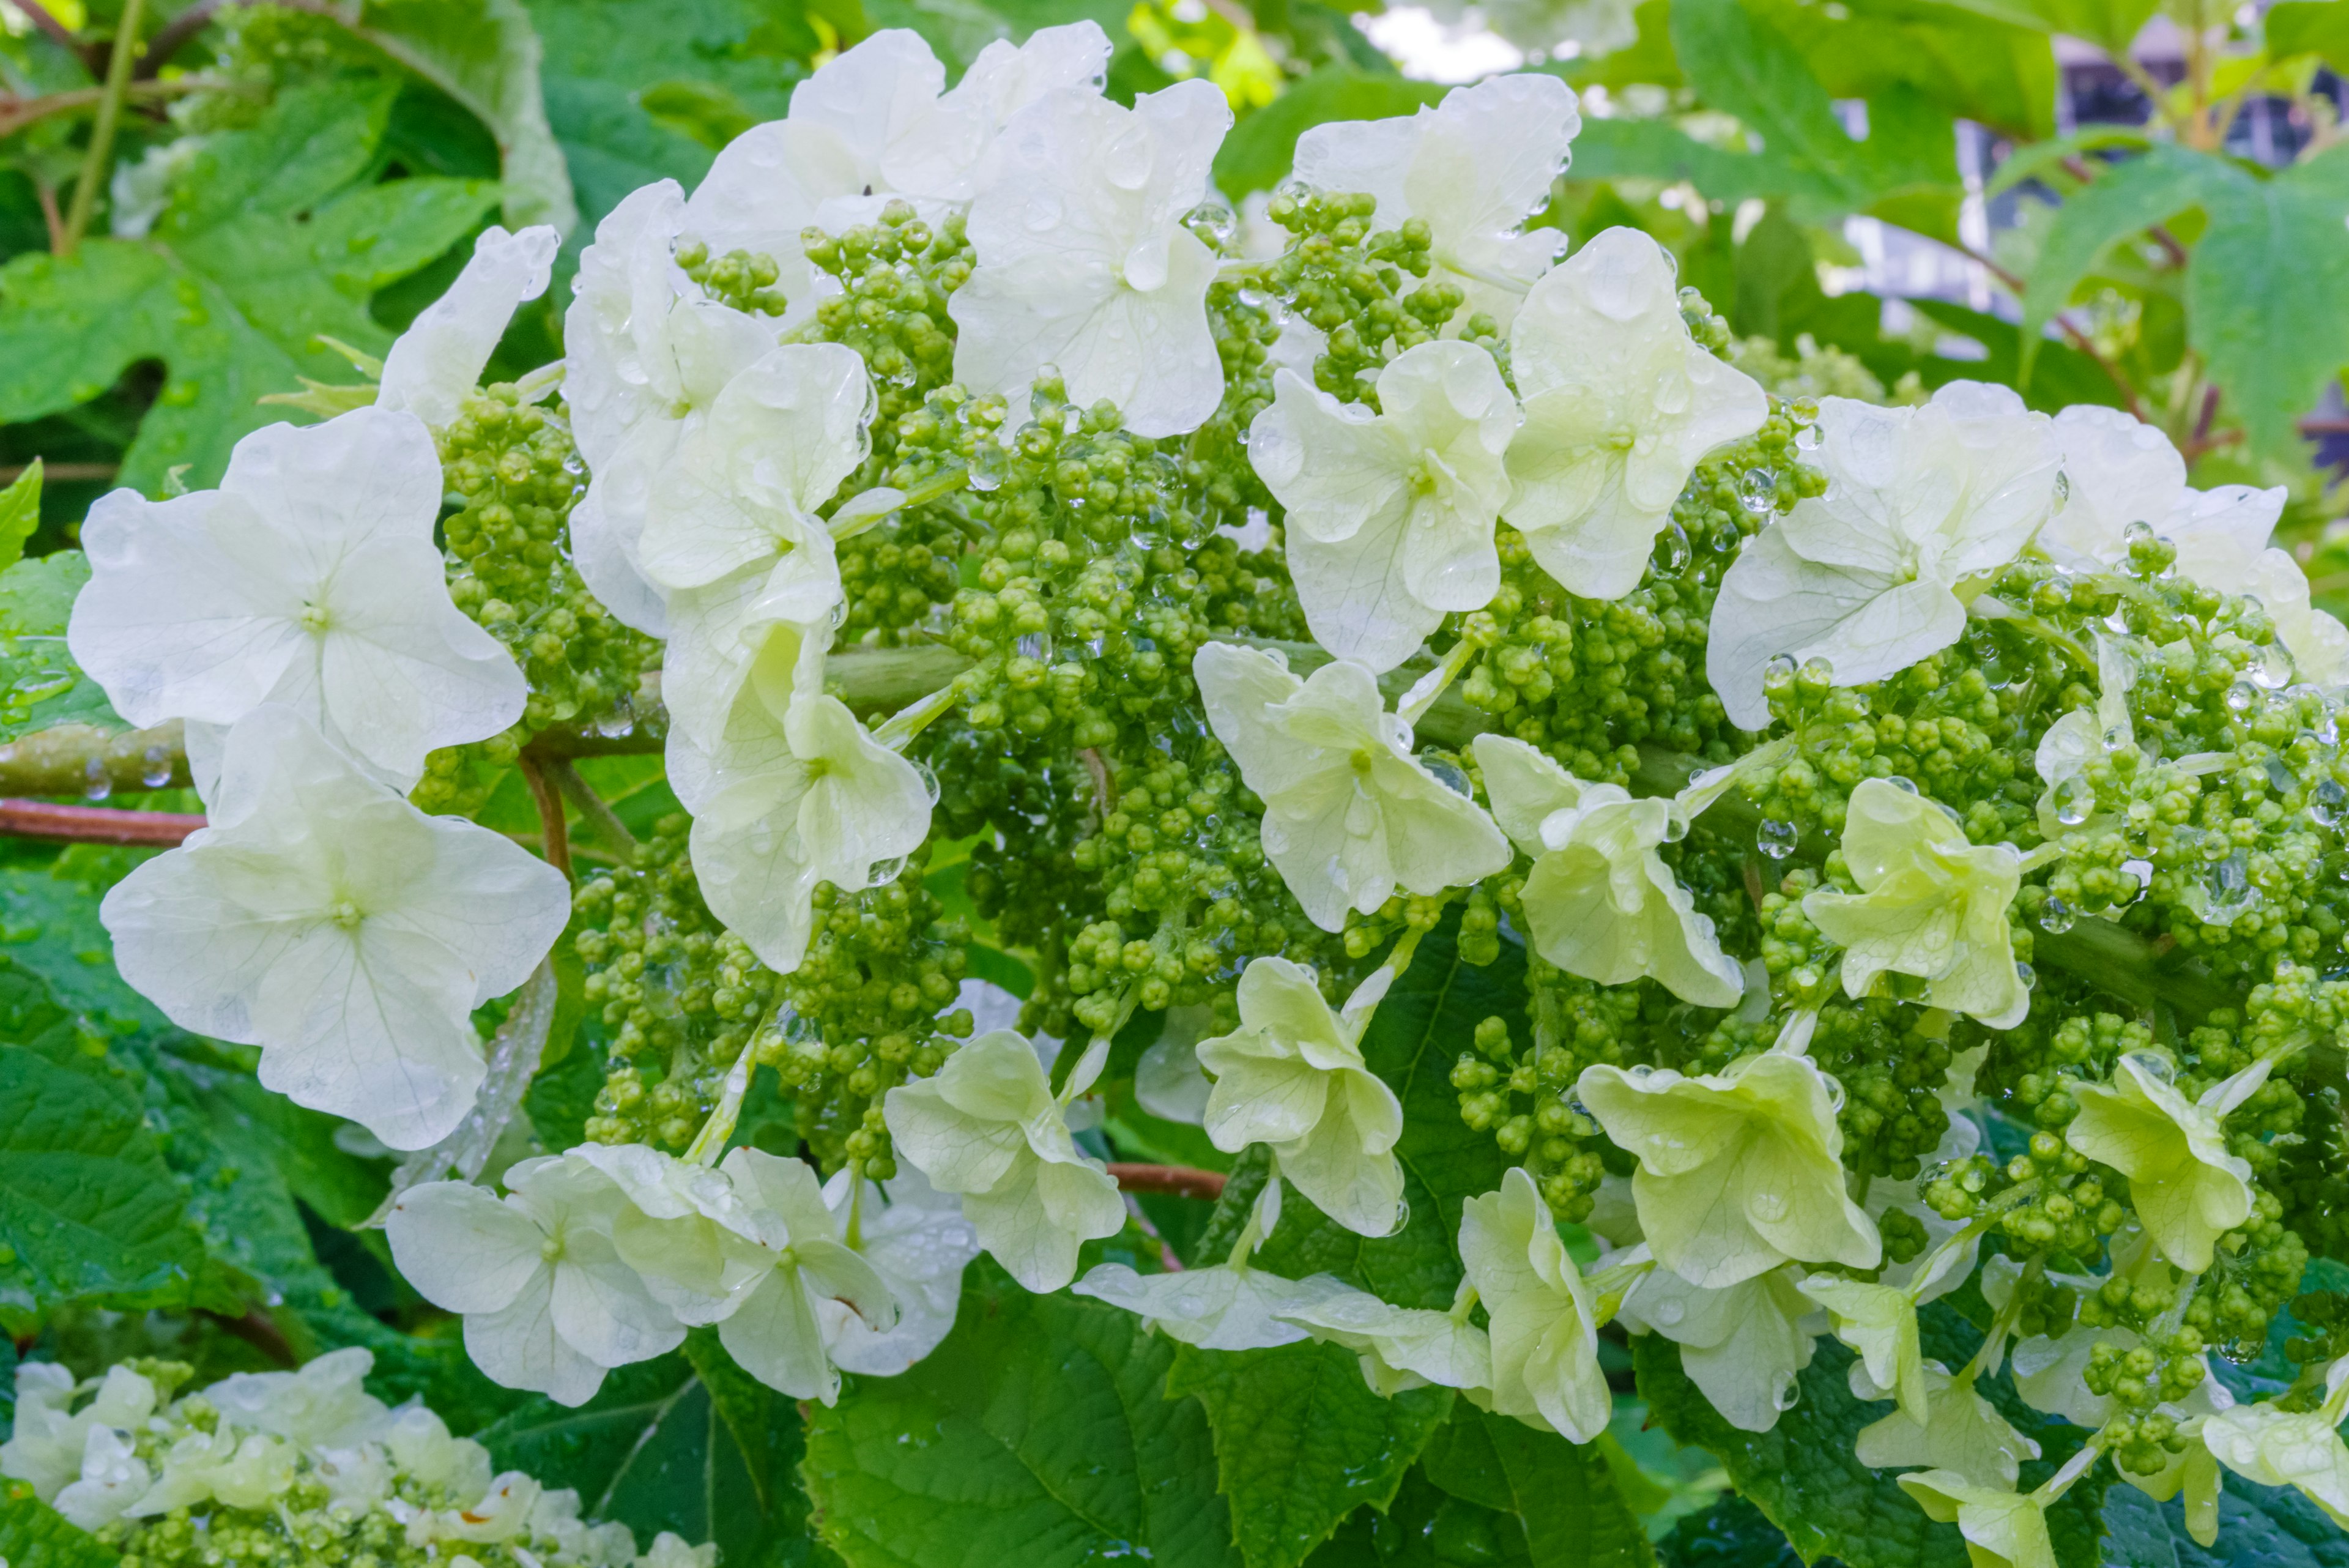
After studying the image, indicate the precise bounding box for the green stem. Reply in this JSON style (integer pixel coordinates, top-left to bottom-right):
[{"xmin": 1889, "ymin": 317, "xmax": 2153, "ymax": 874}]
[
  {"xmin": 870, "ymin": 682, "xmax": 960, "ymax": 751},
  {"xmin": 683, "ymin": 1039, "xmax": 760, "ymax": 1165},
  {"xmin": 60, "ymin": 0, "xmax": 143, "ymax": 259},
  {"xmin": 1398, "ymin": 638, "xmax": 1477, "ymax": 730}
]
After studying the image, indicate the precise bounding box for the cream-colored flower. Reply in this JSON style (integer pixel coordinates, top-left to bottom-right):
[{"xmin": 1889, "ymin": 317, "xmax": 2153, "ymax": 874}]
[
  {"xmin": 102, "ymin": 706, "xmax": 571, "ymax": 1150},
  {"xmin": 1616, "ymin": 1258, "xmax": 1817, "ymax": 1433},
  {"xmin": 2065, "ymin": 1052, "xmax": 2275, "ymax": 1273},
  {"xmin": 1250, "ymin": 343, "xmax": 1520, "ymax": 672},
  {"xmin": 1275, "ymin": 1288, "xmax": 1494, "ymax": 1397},
  {"xmin": 1802, "ymin": 778, "xmax": 2029, "ymax": 1029},
  {"xmin": 1194, "ymin": 641, "xmax": 1509, "ymax": 931},
  {"xmin": 1856, "ymin": 1364, "xmax": 2039, "ymax": 1488},
  {"xmin": 1708, "ymin": 384, "xmax": 2061, "ymax": 730},
  {"xmin": 883, "ymin": 1029, "xmax": 1127, "ymax": 1292},
  {"xmin": 1458, "ymin": 1166, "xmax": 1609, "ymax": 1440},
  {"xmin": 1897, "ymin": 1470, "xmax": 2057, "ymax": 1568},
  {"xmin": 1293, "ymin": 75, "xmax": 1580, "ymax": 332},
  {"xmin": 1474, "ymin": 734, "xmax": 1744, "ymax": 1006},
  {"xmin": 1576, "ymin": 1050, "xmax": 1879, "ymax": 1287},
  {"xmin": 1074, "ymin": 1261, "xmax": 1356, "ymax": 1350},
  {"xmin": 1196, "ymin": 957, "xmax": 1406, "ymax": 1238},
  {"xmin": 1504, "ymin": 228, "xmax": 1765, "ymax": 599}
]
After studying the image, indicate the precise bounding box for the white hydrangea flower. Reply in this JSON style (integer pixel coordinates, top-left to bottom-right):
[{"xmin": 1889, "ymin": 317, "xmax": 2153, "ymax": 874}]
[
  {"xmin": 1074, "ymin": 1261, "xmax": 1357, "ymax": 1350},
  {"xmin": 1798, "ymin": 1273, "xmax": 1928, "ymax": 1421},
  {"xmin": 632, "ymin": 342, "xmax": 868, "ymax": 604},
  {"xmin": 1197, "ymin": 957, "xmax": 1408, "ymax": 1238},
  {"xmin": 683, "ymin": 27, "xmax": 1110, "ymax": 314},
  {"xmin": 818, "ymin": 1166, "xmax": 982, "ymax": 1375},
  {"xmin": 1504, "ymin": 227, "xmax": 1766, "ymax": 599},
  {"xmin": 101, "ymin": 706, "xmax": 571, "ymax": 1150},
  {"xmin": 386, "ymin": 1155, "xmax": 685, "ymax": 1406},
  {"xmin": 1707, "ymin": 384, "xmax": 2063, "ymax": 730},
  {"xmin": 574, "ymin": 1142, "xmax": 776, "ymax": 1325},
  {"xmin": 883, "ymin": 1028, "xmax": 1127, "ymax": 1293},
  {"xmin": 564, "ymin": 180, "xmax": 782, "ymax": 634},
  {"xmin": 1458, "ymin": 1166, "xmax": 1610, "ymax": 1441},
  {"xmin": 1, "ymin": 1364, "xmax": 157, "ymax": 1501},
  {"xmin": 951, "ymin": 80, "xmax": 1233, "ymax": 437},
  {"xmin": 1473, "ymin": 734, "xmax": 1745, "ymax": 1006},
  {"xmin": 1294, "ymin": 75, "xmax": 1580, "ymax": 332},
  {"xmin": 376, "ymin": 224, "xmax": 561, "ymax": 429},
  {"xmin": 639, "ymin": 1534, "xmax": 721, "ymax": 1568},
  {"xmin": 131, "ymin": 1427, "xmax": 297, "ymax": 1516},
  {"xmin": 1250, "ymin": 343, "xmax": 1520, "ymax": 671},
  {"xmin": 661, "ymin": 590, "xmax": 833, "ymax": 816},
  {"xmin": 1802, "ymin": 777, "xmax": 2030, "ymax": 1030},
  {"xmin": 2038, "ymin": 404, "xmax": 2195, "ymax": 568},
  {"xmin": 1616, "ymin": 1257, "xmax": 1817, "ymax": 1433},
  {"xmin": 67, "ymin": 407, "xmax": 526, "ymax": 797},
  {"xmin": 2203, "ymin": 1356, "xmax": 2349, "ymax": 1529},
  {"xmin": 1193, "ymin": 641, "xmax": 1510, "ymax": 931},
  {"xmin": 703, "ymin": 1148, "xmax": 899, "ymax": 1403},
  {"xmin": 207, "ymin": 1347, "xmax": 387, "ymax": 1449},
  {"xmin": 1576, "ymin": 1048, "xmax": 1880, "ymax": 1287},
  {"xmin": 2064, "ymin": 1052, "xmax": 2277, "ymax": 1273},
  {"xmin": 1856, "ymin": 1365, "xmax": 2041, "ymax": 1490},
  {"xmin": 688, "ymin": 693, "xmax": 935, "ymax": 975},
  {"xmin": 53, "ymin": 1424, "xmax": 150, "ymax": 1531},
  {"xmin": 1274, "ymin": 1288, "xmax": 1494, "ymax": 1397}
]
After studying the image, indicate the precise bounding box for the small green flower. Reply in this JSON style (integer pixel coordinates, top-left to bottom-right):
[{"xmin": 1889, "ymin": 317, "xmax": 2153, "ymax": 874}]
[{"xmin": 2203, "ymin": 1357, "xmax": 2349, "ymax": 1528}]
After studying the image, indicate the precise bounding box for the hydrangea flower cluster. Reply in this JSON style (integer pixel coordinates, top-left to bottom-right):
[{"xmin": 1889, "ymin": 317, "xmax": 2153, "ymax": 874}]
[
  {"xmin": 50, "ymin": 23, "xmax": 2349, "ymax": 1559},
  {"xmin": 0, "ymin": 1350, "xmax": 713, "ymax": 1566}
]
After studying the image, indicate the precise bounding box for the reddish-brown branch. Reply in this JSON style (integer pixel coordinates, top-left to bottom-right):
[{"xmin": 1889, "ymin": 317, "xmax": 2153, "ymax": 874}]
[
  {"xmin": 0, "ymin": 798, "xmax": 202, "ymax": 845},
  {"xmin": 516, "ymin": 756, "xmax": 571, "ymax": 881},
  {"xmin": 1109, "ymin": 1162, "xmax": 1227, "ymax": 1200},
  {"xmin": 198, "ymin": 1306, "xmax": 298, "ymax": 1368}
]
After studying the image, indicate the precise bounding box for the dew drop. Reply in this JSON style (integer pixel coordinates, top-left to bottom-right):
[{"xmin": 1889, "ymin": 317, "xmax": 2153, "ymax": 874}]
[
  {"xmin": 2038, "ymin": 896, "xmax": 2074, "ymax": 935},
  {"xmin": 2015, "ymin": 960, "xmax": 2036, "ymax": 990},
  {"xmin": 1739, "ymin": 467, "xmax": 1778, "ymax": 513},
  {"xmin": 2313, "ymin": 778, "xmax": 2347, "ymax": 830},
  {"xmin": 81, "ymin": 757, "xmax": 110, "ymax": 803},
  {"xmin": 911, "ymin": 757, "xmax": 941, "ymax": 805},
  {"xmin": 1750, "ymin": 1189, "xmax": 1789, "ymax": 1222},
  {"xmin": 1757, "ymin": 819, "xmax": 1798, "ymax": 859},
  {"xmin": 139, "ymin": 745, "xmax": 171, "ymax": 789},
  {"xmin": 867, "ymin": 855, "xmax": 907, "ymax": 886},
  {"xmin": 2225, "ymin": 680, "xmax": 2258, "ymax": 713},
  {"xmin": 1652, "ymin": 521, "xmax": 1691, "ymax": 574},
  {"xmin": 1423, "ymin": 757, "xmax": 1472, "ymax": 798},
  {"xmin": 2052, "ymin": 774, "xmax": 2095, "ymax": 827}
]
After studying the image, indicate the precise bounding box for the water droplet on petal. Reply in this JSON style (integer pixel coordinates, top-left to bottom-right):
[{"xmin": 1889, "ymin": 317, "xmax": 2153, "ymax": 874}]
[{"xmin": 1757, "ymin": 819, "xmax": 1798, "ymax": 859}]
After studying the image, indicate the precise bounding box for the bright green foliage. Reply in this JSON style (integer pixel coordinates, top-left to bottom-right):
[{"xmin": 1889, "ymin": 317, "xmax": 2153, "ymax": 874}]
[
  {"xmin": 0, "ymin": 549, "xmax": 119, "ymax": 740},
  {"xmin": 478, "ymin": 1332, "xmax": 830, "ymax": 1566},
  {"xmin": 0, "ymin": 1481, "xmax": 117, "ymax": 1568},
  {"xmin": 0, "ymin": 960, "xmax": 210, "ymax": 1329},
  {"xmin": 1167, "ymin": 1337, "xmax": 1453, "ymax": 1568},
  {"xmin": 1419, "ymin": 1407, "xmax": 1655, "ymax": 1567},
  {"xmin": 801, "ymin": 1263, "xmax": 1241, "ymax": 1568},
  {"xmin": 0, "ymin": 83, "xmax": 495, "ymax": 491}
]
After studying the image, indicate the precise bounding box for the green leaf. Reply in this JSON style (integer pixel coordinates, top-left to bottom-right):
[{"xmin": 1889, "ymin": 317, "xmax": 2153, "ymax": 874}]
[
  {"xmin": 0, "ymin": 82, "xmax": 497, "ymax": 492},
  {"xmin": 0, "ymin": 959, "xmax": 209, "ymax": 1329},
  {"xmin": 1212, "ymin": 65, "xmax": 1444, "ymax": 201},
  {"xmin": 1668, "ymin": 0, "xmax": 1958, "ymax": 213},
  {"xmin": 2268, "ymin": 0, "xmax": 2349, "ymax": 71},
  {"xmin": 0, "ymin": 551, "xmax": 122, "ymax": 740},
  {"xmin": 1655, "ymin": 1493, "xmax": 1806, "ymax": 1567},
  {"xmin": 1167, "ymin": 1338, "xmax": 1453, "ymax": 1568},
  {"xmin": 1196, "ymin": 914, "xmax": 1521, "ymax": 1309},
  {"xmin": 330, "ymin": 0, "xmax": 579, "ymax": 232},
  {"xmin": 0, "ymin": 1482, "xmax": 119, "ymax": 1568},
  {"xmin": 1905, "ymin": 297, "xmax": 2128, "ymax": 412},
  {"xmin": 479, "ymin": 1334, "xmax": 833, "ymax": 1566},
  {"xmin": 2017, "ymin": 144, "xmax": 2217, "ymax": 382},
  {"xmin": 2186, "ymin": 145, "xmax": 2349, "ymax": 461},
  {"xmin": 1569, "ymin": 119, "xmax": 1791, "ymax": 209},
  {"xmin": 0, "ymin": 459, "xmax": 39, "ymax": 574},
  {"xmin": 801, "ymin": 1261, "xmax": 1242, "ymax": 1567},
  {"xmin": 1634, "ymin": 1332, "xmax": 1972, "ymax": 1568},
  {"xmin": 1754, "ymin": 0, "xmax": 2060, "ymax": 141},
  {"xmin": 524, "ymin": 0, "xmax": 804, "ymax": 240},
  {"xmin": 1419, "ymin": 1405, "xmax": 1657, "ymax": 1567}
]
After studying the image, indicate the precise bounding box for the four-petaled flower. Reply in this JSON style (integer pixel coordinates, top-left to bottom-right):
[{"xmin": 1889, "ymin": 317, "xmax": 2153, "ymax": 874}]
[
  {"xmin": 1504, "ymin": 227, "xmax": 1766, "ymax": 599},
  {"xmin": 951, "ymin": 80, "xmax": 1233, "ymax": 437},
  {"xmin": 1474, "ymin": 733, "xmax": 1745, "ymax": 1006},
  {"xmin": 2203, "ymin": 1354, "xmax": 2349, "ymax": 1529},
  {"xmin": 387, "ymin": 1155, "xmax": 684, "ymax": 1406},
  {"xmin": 883, "ymin": 1029, "xmax": 1127, "ymax": 1292},
  {"xmin": 1196, "ymin": 956, "xmax": 1408, "ymax": 1238},
  {"xmin": 1458, "ymin": 1166, "xmax": 1611, "ymax": 1440},
  {"xmin": 1294, "ymin": 75, "xmax": 1581, "ymax": 331},
  {"xmin": 2065, "ymin": 1052, "xmax": 2277, "ymax": 1273},
  {"xmin": 101, "ymin": 705, "xmax": 571, "ymax": 1150},
  {"xmin": 1194, "ymin": 641, "xmax": 1510, "ymax": 931},
  {"xmin": 1802, "ymin": 777, "xmax": 2030, "ymax": 1028},
  {"xmin": 1707, "ymin": 383, "xmax": 2063, "ymax": 730},
  {"xmin": 1616, "ymin": 1258, "xmax": 1817, "ymax": 1433},
  {"xmin": 1249, "ymin": 343, "xmax": 1520, "ymax": 672},
  {"xmin": 69, "ymin": 407, "xmax": 527, "ymax": 798},
  {"xmin": 1576, "ymin": 1049, "xmax": 1880, "ymax": 1287}
]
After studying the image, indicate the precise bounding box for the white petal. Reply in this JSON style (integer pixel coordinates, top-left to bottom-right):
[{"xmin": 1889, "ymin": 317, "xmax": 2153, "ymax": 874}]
[
  {"xmin": 385, "ymin": 1183, "xmax": 548, "ymax": 1315},
  {"xmin": 377, "ymin": 225, "xmax": 561, "ymax": 429}
]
